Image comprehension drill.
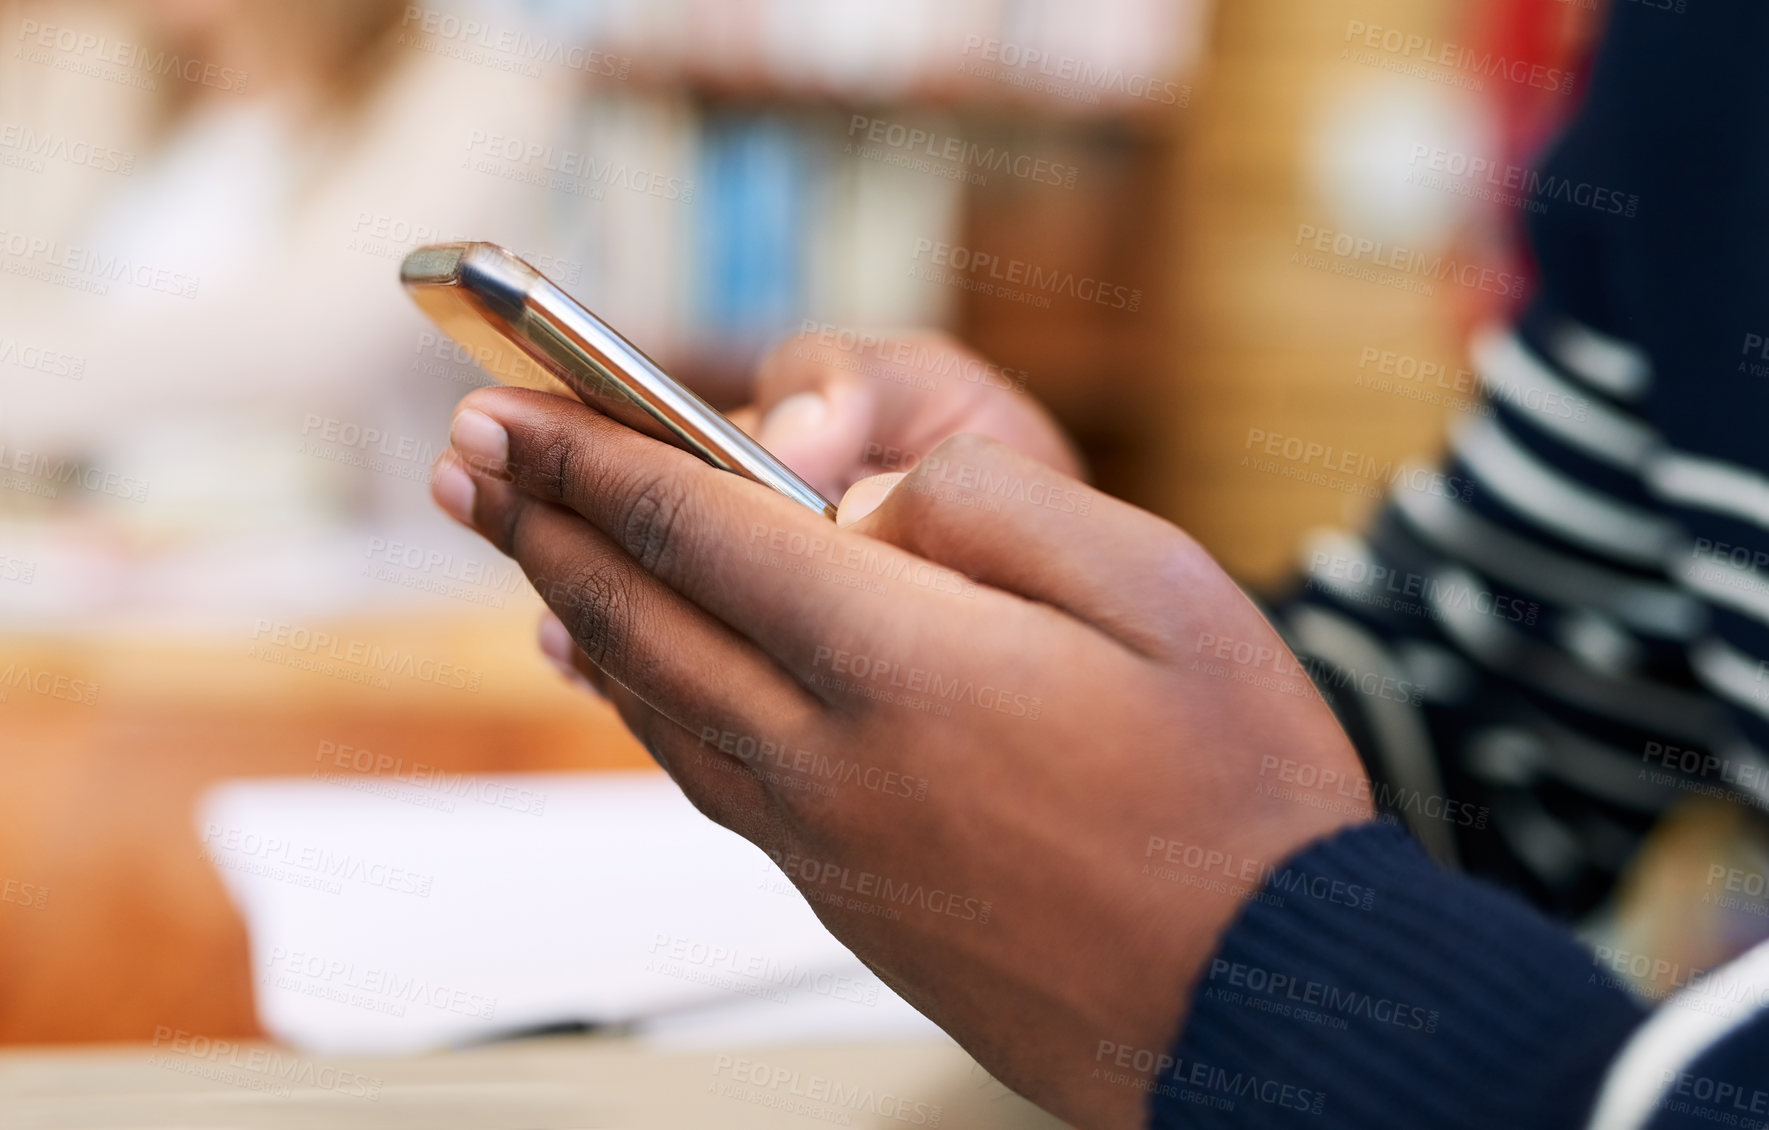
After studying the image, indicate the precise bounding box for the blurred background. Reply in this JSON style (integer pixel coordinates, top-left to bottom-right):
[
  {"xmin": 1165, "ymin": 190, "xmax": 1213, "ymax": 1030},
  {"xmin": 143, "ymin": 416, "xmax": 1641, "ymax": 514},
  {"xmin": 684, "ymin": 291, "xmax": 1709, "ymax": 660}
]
[{"xmin": 1, "ymin": 0, "xmax": 1700, "ymax": 1121}]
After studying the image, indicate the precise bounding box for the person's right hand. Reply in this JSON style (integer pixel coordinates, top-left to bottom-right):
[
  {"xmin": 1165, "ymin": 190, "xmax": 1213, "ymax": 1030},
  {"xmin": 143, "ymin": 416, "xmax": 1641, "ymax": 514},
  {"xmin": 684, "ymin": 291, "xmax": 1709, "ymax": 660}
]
[
  {"xmin": 433, "ymin": 388, "xmax": 1374, "ymax": 1129},
  {"xmin": 727, "ymin": 329, "xmax": 1085, "ymax": 502}
]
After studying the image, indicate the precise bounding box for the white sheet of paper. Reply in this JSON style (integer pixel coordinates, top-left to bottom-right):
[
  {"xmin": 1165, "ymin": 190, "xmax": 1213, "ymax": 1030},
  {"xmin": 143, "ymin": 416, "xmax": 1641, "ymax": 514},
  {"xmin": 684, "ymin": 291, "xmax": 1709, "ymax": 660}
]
[{"xmin": 198, "ymin": 771, "xmax": 941, "ymax": 1054}]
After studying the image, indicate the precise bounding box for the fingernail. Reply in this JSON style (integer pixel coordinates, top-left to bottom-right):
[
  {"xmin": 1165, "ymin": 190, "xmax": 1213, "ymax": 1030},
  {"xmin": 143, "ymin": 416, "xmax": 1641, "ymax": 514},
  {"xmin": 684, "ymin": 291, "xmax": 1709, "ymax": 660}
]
[
  {"xmin": 837, "ymin": 472, "xmax": 906, "ymax": 527},
  {"xmin": 451, "ymin": 408, "xmax": 508, "ymax": 471},
  {"xmin": 432, "ymin": 459, "xmax": 476, "ymax": 525},
  {"xmin": 759, "ymin": 391, "xmax": 828, "ymax": 445}
]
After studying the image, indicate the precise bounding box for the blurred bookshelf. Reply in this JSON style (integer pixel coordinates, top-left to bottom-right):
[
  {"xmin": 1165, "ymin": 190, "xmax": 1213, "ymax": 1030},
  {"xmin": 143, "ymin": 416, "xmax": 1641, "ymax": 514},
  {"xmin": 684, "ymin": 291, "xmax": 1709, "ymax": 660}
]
[
  {"xmin": 511, "ymin": 0, "xmax": 1210, "ymax": 506},
  {"xmin": 1153, "ymin": 0, "xmax": 1602, "ymax": 583}
]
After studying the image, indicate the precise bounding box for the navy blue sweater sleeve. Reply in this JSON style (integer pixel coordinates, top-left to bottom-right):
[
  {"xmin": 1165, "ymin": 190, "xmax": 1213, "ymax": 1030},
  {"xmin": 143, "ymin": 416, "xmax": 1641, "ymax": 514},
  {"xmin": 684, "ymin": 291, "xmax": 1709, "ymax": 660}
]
[
  {"xmin": 1149, "ymin": 823, "xmax": 1646, "ymax": 1128},
  {"xmin": 1648, "ymin": 1013, "xmax": 1769, "ymax": 1130}
]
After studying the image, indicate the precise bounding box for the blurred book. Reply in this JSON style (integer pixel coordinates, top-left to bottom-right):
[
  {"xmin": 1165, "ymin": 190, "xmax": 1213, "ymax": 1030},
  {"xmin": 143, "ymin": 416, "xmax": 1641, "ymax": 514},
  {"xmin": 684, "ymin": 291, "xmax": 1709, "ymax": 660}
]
[
  {"xmin": 200, "ymin": 771, "xmax": 942, "ymax": 1054},
  {"xmin": 695, "ymin": 115, "xmax": 811, "ymax": 345}
]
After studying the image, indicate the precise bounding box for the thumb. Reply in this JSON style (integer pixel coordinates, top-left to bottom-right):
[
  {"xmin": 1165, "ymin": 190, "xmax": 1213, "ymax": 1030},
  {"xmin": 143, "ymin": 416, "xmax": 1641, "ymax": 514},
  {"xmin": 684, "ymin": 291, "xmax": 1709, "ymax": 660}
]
[
  {"xmin": 844, "ymin": 433, "xmax": 1197, "ymax": 655},
  {"xmin": 835, "ymin": 471, "xmax": 907, "ymax": 527}
]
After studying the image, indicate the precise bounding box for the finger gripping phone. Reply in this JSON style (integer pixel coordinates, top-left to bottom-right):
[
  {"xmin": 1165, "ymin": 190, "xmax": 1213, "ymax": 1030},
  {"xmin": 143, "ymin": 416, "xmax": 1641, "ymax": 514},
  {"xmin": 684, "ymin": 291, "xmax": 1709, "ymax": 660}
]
[{"xmin": 401, "ymin": 241, "xmax": 837, "ymax": 520}]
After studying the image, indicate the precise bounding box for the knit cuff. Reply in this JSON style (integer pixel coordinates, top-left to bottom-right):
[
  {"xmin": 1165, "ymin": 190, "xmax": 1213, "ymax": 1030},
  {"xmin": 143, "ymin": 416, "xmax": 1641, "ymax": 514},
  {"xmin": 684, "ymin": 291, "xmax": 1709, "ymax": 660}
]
[{"xmin": 1148, "ymin": 822, "xmax": 1645, "ymax": 1129}]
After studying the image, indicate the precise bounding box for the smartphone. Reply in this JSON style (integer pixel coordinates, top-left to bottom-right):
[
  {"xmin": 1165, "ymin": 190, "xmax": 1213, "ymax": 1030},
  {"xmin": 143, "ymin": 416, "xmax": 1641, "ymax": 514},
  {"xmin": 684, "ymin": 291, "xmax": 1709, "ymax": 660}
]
[{"xmin": 400, "ymin": 241, "xmax": 837, "ymax": 521}]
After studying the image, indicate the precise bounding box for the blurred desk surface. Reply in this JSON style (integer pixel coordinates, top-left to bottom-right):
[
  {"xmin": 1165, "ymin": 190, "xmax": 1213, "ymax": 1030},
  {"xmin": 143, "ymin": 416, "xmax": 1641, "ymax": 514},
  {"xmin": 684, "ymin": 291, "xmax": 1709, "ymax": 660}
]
[
  {"xmin": 0, "ymin": 608, "xmax": 653, "ymax": 1045},
  {"xmin": 0, "ymin": 1033, "xmax": 1067, "ymax": 1129}
]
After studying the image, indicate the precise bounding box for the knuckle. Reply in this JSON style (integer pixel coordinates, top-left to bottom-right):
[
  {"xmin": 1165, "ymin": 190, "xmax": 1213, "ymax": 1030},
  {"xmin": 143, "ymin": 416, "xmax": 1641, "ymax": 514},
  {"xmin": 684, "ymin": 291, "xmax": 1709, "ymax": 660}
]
[
  {"xmin": 516, "ymin": 426, "xmax": 579, "ymax": 500},
  {"xmin": 550, "ymin": 558, "xmax": 635, "ymax": 671},
  {"xmin": 887, "ymin": 432, "xmax": 1009, "ymax": 516},
  {"xmin": 616, "ymin": 470, "xmax": 693, "ymax": 576}
]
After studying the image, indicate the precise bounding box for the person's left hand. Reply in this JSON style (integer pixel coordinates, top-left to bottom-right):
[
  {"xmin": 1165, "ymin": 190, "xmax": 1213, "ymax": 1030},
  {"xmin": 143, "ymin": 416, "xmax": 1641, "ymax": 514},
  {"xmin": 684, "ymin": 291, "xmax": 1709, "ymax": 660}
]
[
  {"xmin": 726, "ymin": 329, "xmax": 1084, "ymax": 502},
  {"xmin": 430, "ymin": 387, "xmax": 1368, "ymax": 1130}
]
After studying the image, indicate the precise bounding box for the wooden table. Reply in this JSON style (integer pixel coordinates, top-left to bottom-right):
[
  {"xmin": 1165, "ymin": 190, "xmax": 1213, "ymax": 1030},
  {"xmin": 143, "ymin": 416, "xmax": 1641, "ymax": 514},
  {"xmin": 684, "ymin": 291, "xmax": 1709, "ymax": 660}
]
[
  {"xmin": 0, "ymin": 1034, "xmax": 1066, "ymax": 1128},
  {"xmin": 0, "ymin": 608, "xmax": 653, "ymax": 1045}
]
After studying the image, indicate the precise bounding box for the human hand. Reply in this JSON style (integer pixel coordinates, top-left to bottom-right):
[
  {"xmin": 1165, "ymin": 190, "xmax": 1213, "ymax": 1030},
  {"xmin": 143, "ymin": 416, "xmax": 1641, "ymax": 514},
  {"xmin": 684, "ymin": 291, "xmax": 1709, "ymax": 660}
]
[
  {"xmin": 431, "ymin": 389, "xmax": 1370, "ymax": 1129},
  {"xmin": 726, "ymin": 329, "xmax": 1084, "ymax": 502}
]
